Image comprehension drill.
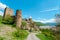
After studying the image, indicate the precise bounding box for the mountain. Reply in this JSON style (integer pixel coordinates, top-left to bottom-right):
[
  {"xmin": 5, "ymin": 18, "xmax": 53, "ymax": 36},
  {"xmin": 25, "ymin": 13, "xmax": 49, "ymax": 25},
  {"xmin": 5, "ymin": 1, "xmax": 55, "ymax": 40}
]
[
  {"xmin": 35, "ymin": 22, "xmax": 47, "ymax": 26},
  {"xmin": 46, "ymin": 23, "xmax": 56, "ymax": 26}
]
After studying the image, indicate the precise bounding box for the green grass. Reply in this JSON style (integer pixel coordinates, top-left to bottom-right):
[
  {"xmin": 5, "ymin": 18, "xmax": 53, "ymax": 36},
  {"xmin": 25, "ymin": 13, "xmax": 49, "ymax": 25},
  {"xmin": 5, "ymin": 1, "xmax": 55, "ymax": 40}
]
[
  {"xmin": 0, "ymin": 16, "xmax": 29, "ymax": 40},
  {"xmin": 0, "ymin": 36, "xmax": 6, "ymax": 40},
  {"xmin": 55, "ymin": 34, "xmax": 60, "ymax": 40},
  {"xmin": 0, "ymin": 23, "xmax": 28, "ymax": 40},
  {"xmin": 36, "ymin": 33, "xmax": 49, "ymax": 40},
  {"xmin": 19, "ymin": 30, "xmax": 28, "ymax": 40},
  {"xmin": 12, "ymin": 29, "xmax": 28, "ymax": 40},
  {"xmin": 36, "ymin": 33, "xmax": 55, "ymax": 40},
  {"xmin": 36, "ymin": 29, "xmax": 55, "ymax": 40}
]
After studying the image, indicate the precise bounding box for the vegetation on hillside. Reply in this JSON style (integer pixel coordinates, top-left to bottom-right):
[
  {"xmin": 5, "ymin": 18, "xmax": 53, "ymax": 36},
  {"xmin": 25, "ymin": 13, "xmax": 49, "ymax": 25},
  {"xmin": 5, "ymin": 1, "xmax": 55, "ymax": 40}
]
[
  {"xmin": 56, "ymin": 14, "xmax": 60, "ymax": 27},
  {"xmin": 0, "ymin": 16, "xmax": 28, "ymax": 40},
  {"xmin": 0, "ymin": 16, "xmax": 3, "ymax": 23},
  {"xmin": 56, "ymin": 23, "xmax": 60, "ymax": 27},
  {"xmin": 0, "ymin": 15, "xmax": 60, "ymax": 40},
  {"xmin": 2, "ymin": 16, "xmax": 14, "ymax": 25},
  {"xmin": 36, "ymin": 29, "xmax": 54, "ymax": 40},
  {"xmin": 0, "ymin": 24, "xmax": 28, "ymax": 40},
  {"xmin": 36, "ymin": 29, "xmax": 60, "ymax": 40},
  {"xmin": 21, "ymin": 21, "xmax": 27, "ymax": 29},
  {"xmin": 12, "ymin": 29, "xmax": 28, "ymax": 40},
  {"xmin": 35, "ymin": 22, "xmax": 47, "ymax": 26}
]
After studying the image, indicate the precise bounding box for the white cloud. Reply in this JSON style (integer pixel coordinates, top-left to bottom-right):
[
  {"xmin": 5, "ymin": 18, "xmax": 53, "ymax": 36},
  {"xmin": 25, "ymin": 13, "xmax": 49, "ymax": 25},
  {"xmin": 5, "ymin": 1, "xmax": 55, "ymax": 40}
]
[
  {"xmin": 0, "ymin": 11, "xmax": 3, "ymax": 16},
  {"xmin": 40, "ymin": 7, "xmax": 59, "ymax": 12},
  {"xmin": 0, "ymin": 2, "xmax": 8, "ymax": 16},
  {"xmin": 40, "ymin": 19, "xmax": 55, "ymax": 23},
  {"xmin": 0, "ymin": 2, "xmax": 7, "ymax": 10},
  {"xmin": 33, "ymin": 18, "xmax": 56, "ymax": 23},
  {"xmin": 29, "ymin": 16, "xmax": 32, "ymax": 18}
]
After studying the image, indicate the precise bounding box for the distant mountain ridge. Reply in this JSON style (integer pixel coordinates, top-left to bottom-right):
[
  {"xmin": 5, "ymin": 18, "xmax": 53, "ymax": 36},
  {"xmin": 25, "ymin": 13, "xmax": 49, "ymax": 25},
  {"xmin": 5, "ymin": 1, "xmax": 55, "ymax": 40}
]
[
  {"xmin": 46, "ymin": 23, "xmax": 56, "ymax": 26},
  {"xmin": 35, "ymin": 22, "xmax": 47, "ymax": 26}
]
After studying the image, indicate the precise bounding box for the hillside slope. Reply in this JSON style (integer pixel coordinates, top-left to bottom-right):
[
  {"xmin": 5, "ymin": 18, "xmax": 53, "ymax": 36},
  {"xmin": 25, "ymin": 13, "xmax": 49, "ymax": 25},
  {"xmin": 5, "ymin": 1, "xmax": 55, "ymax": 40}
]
[{"xmin": 0, "ymin": 24, "xmax": 28, "ymax": 40}]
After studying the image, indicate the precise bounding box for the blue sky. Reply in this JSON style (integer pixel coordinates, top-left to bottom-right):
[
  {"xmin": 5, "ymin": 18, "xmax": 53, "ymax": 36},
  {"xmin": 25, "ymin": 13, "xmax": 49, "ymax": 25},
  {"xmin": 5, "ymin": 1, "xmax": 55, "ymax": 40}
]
[{"xmin": 0, "ymin": 0, "xmax": 60, "ymax": 23}]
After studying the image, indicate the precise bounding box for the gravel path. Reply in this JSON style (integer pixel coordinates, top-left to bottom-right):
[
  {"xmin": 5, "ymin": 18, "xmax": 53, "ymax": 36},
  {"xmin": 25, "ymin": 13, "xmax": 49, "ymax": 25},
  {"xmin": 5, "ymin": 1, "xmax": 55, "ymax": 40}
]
[{"xmin": 26, "ymin": 33, "xmax": 40, "ymax": 40}]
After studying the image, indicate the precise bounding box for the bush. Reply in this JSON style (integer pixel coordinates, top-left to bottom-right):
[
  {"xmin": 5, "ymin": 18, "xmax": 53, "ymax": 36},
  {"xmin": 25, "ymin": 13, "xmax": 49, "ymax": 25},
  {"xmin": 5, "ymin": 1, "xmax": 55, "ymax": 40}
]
[
  {"xmin": 12, "ymin": 29, "xmax": 28, "ymax": 40},
  {"xmin": 21, "ymin": 21, "xmax": 27, "ymax": 29},
  {"xmin": 12, "ymin": 23, "xmax": 16, "ymax": 27},
  {"xmin": 2, "ymin": 16, "xmax": 14, "ymax": 25},
  {"xmin": 39, "ymin": 29, "xmax": 55, "ymax": 40},
  {"xmin": 0, "ymin": 36, "xmax": 5, "ymax": 40},
  {"xmin": 12, "ymin": 30, "xmax": 20, "ymax": 39}
]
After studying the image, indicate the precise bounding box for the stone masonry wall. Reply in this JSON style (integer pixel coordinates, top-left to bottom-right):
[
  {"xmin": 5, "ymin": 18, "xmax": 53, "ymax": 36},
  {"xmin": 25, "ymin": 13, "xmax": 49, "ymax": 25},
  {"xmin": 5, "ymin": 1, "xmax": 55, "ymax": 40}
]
[
  {"xmin": 3, "ymin": 7, "xmax": 13, "ymax": 19},
  {"xmin": 16, "ymin": 10, "xmax": 22, "ymax": 28}
]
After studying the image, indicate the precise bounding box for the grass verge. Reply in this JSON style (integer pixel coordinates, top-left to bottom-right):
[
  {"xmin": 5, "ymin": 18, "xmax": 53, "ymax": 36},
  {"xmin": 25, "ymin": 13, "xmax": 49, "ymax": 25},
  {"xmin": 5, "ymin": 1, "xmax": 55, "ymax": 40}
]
[{"xmin": 36, "ymin": 33, "xmax": 55, "ymax": 40}]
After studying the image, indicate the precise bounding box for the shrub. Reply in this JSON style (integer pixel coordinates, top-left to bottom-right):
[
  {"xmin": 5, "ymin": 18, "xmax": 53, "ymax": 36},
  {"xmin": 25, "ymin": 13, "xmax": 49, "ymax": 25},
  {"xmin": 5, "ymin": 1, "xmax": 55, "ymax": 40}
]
[
  {"xmin": 12, "ymin": 23, "xmax": 16, "ymax": 27},
  {"xmin": 12, "ymin": 30, "xmax": 20, "ymax": 38},
  {"xmin": 21, "ymin": 21, "xmax": 27, "ymax": 29},
  {"xmin": 2, "ymin": 16, "xmax": 14, "ymax": 25},
  {"xmin": 0, "ymin": 36, "xmax": 5, "ymax": 40},
  {"xmin": 12, "ymin": 29, "xmax": 28, "ymax": 40}
]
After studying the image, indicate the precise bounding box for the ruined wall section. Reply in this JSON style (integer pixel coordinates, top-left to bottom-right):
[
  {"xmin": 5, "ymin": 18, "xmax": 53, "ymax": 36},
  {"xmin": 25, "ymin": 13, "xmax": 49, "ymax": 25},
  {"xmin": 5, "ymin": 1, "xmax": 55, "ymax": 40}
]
[
  {"xmin": 3, "ymin": 7, "xmax": 13, "ymax": 19},
  {"xmin": 16, "ymin": 10, "xmax": 22, "ymax": 28}
]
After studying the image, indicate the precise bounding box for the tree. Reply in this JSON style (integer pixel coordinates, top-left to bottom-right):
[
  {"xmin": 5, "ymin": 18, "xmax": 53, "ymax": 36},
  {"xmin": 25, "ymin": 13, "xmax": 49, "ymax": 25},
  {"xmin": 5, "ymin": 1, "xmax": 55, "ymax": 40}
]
[{"xmin": 55, "ymin": 14, "xmax": 60, "ymax": 27}]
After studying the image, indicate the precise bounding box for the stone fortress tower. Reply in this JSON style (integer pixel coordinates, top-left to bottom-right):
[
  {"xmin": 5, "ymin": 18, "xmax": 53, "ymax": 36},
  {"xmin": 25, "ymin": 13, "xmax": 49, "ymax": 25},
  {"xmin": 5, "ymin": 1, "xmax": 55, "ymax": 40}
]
[
  {"xmin": 3, "ymin": 7, "xmax": 39, "ymax": 30},
  {"xmin": 16, "ymin": 10, "xmax": 22, "ymax": 28},
  {"xmin": 3, "ymin": 7, "xmax": 22, "ymax": 28},
  {"xmin": 3, "ymin": 7, "xmax": 14, "ymax": 19}
]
